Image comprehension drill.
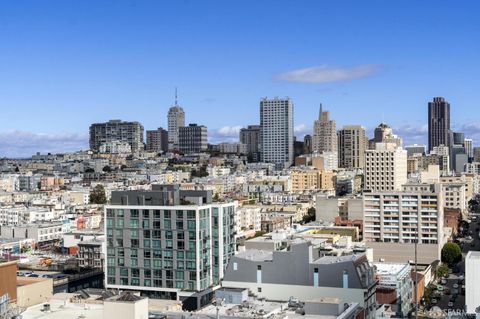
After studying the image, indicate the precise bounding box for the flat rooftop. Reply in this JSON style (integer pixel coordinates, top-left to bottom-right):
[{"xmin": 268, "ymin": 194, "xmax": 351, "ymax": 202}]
[
  {"xmin": 235, "ymin": 249, "xmax": 273, "ymax": 262},
  {"xmin": 374, "ymin": 262, "xmax": 409, "ymax": 276}
]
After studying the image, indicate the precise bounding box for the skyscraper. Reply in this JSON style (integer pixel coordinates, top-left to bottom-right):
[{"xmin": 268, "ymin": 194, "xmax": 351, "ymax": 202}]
[
  {"xmin": 89, "ymin": 120, "xmax": 144, "ymax": 152},
  {"xmin": 371, "ymin": 123, "xmax": 402, "ymax": 148},
  {"xmin": 260, "ymin": 97, "xmax": 294, "ymax": 170},
  {"xmin": 312, "ymin": 104, "xmax": 337, "ymax": 154},
  {"xmin": 464, "ymin": 138, "xmax": 473, "ymax": 160},
  {"xmin": 338, "ymin": 125, "xmax": 367, "ymax": 169},
  {"xmin": 146, "ymin": 127, "xmax": 168, "ymax": 153},
  {"xmin": 428, "ymin": 97, "xmax": 451, "ymax": 151},
  {"xmin": 167, "ymin": 91, "xmax": 185, "ymax": 151}
]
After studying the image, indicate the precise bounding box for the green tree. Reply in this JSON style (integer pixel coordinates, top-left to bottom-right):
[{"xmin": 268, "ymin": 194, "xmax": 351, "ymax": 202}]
[
  {"xmin": 102, "ymin": 165, "xmax": 112, "ymax": 172},
  {"xmin": 436, "ymin": 264, "xmax": 449, "ymax": 278},
  {"xmin": 441, "ymin": 242, "xmax": 462, "ymax": 265},
  {"xmin": 302, "ymin": 207, "xmax": 316, "ymax": 224},
  {"xmin": 90, "ymin": 184, "xmax": 107, "ymax": 204}
]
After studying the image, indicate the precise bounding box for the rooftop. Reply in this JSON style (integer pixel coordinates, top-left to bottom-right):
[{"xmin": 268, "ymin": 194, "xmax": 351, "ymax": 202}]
[
  {"xmin": 374, "ymin": 262, "xmax": 410, "ymax": 276},
  {"xmin": 312, "ymin": 254, "xmax": 362, "ymax": 265},
  {"xmin": 235, "ymin": 249, "xmax": 273, "ymax": 262}
]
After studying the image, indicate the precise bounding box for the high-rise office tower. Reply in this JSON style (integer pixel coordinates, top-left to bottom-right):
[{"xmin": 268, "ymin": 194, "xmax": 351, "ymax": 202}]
[
  {"xmin": 338, "ymin": 125, "xmax": 367, "ymax": 169},
  {"xmin": 365, "ymin": 143, "xmax": 407, "ymax": 192},
  {"xmin": 260, "ymin": 97, "xmax": 294, "ymax": 170},
  {"xmin": 452, "ymin": 132, "xmax": 465, "ymax": 146},
  {"xmin": 239, "ymin": 125, "xmax": 261, "ymax": 162},
  {"xmin": 167, "ymin": 91, "xmax": 185, "ymax": 151},
  {"xmin": 105, "ymin": 185, "xmax": 237, "ymax": 309},
  {"xmin": 146, "ymin": 128, "xmax": 169, "ymax": 153},
  {"xmin": 89, "ymin": 120, "xmax": 144, "ymax": 152},
  {"xmin": 464, "ymin": 138, "xmax": 473, "ymax": 160},
  {"xmin": 428, "ymin": 97, "xmax": 451, "ymax": 151},
  {"xmin": 312, "ymin": 104, "xmax": 337, "ymax": 153},
  {"xmin": 178, "ymin": 124, "xmax": 208, "ymax": 154}
]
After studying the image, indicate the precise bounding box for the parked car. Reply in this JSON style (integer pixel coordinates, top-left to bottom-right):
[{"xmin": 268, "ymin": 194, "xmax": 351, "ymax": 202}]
[
  {"xmin": 453, "ymin": 283, "xmax": 459, "ymax": 289},
  {"xmin": 431, "ymin": 298, "xmax": 438, "ymax": 305},
  {"xmin": 441, "ymin": 278, "xmax": 447, "ymax": 285},
  {"xmin": 448, "ymin": 301, "xmax": 454, "ymax": 308}
]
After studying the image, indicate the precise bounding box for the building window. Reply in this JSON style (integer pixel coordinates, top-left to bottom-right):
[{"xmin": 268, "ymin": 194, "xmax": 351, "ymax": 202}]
[{"xmin": 257, "ymin": 287, "xmax": 262, "ymax": 293}]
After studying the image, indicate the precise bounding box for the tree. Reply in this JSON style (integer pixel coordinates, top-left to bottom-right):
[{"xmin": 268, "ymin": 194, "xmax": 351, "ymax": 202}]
[
  {"xmin": 436, "ymin": 264, "xmax": 449, "ymax": 278},
  {"xmin": 102, "ymin": 165, "xmax": 112, "ymax": 173},
  {"xmin": 441, "ymin": 242, "xmax": 462, "ymax": 265},
  {"xmin": 90, "ymin": 184, "xmax": 107, "ymax": 204},
  {"xmin": 302, "ymin": 207, "xmax": 316, "ymax": 224}
]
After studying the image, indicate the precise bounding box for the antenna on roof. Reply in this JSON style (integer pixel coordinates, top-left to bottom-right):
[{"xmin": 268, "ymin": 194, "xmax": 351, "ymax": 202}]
[
  {"xmin": 319, "ymin": 103, "xmax": 323, "ymax": 121},
  {"xmin": 175, "ymin": 87, "xmax": 178, "ymax": 105}
]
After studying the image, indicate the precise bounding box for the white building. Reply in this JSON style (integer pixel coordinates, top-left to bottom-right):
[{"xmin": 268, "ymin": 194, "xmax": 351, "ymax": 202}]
[
  {"xmin": 466, "ymin": 251, "xmax": 480, "ymax": 314},
  {"xmin": 464, "ymin": 138, "xmax": 473, "ymax": 159},
  {"xmin": 313, "ymin": 151, "xmax": 338, "ymax": 171},
  {"xmin": 260, "ymin": 97, "xmax": 294, "ymax": 170},
  {"xmin": 365, "ymin": 143, "xmax": 407, "ymax": 192},
  {"xmin": 235, "ymin": 207, "xmax": 262, "ymax": 232},
  {"xmin": 167, "ymin": 104, "xmax": 185, "ymax": 150}
]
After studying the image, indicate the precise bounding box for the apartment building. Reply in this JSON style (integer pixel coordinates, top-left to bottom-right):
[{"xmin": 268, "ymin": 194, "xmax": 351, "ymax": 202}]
[
  {"xmin": 260, "ymin": 97, "xmax": 294, "ymax": 170},
  {"xmin": 338, "ymin": 125, "xmax": 367, "ymax": 169},
  {"xmin": 374, "ymin": 263, "xmax": 412, "ymax": 318},
  {"xmin": 365, "ymin": 143, "xmax": 407, "ymax": 192},
  {"xmin": 363, "ymin": 184, "xmax": 445, "ymax": 263},
  {"xmin": 0, "ymin": 222, "xmax": 65, "ymax": 248},
  {"xmin": 239, "ymin": 125, "xmax": 261, "ymax": 162},
  {"xmin": 89, "ymin": 120, "xmax": 144, "ymax": 152},
  {"xmin": 290, "ymin": 168, "xmax": 336, "ymax": 192},
  {"xmin": 222, "ymin": 242, "xmax": 377, "ymax": 319},
  {"xmin": 146, "ymin": 127, "xmax": 168, "ymax": 153},
  {"xmin": 78, "ymin": 238, "xmax": 105, "ymax": 269},
  {"xmin": 105, "ymin": 185, "xmax": 237, "ymax": 310},
  {"xmin": 178, "ymin": 124, "xmax": 208, "ymax": 154}
]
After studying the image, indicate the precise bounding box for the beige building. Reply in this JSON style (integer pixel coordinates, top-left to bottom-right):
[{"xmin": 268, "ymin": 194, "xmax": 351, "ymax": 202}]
[
  {"xmin": 312, "ymin": 105, "xmax": 337, "ymax": 153},
  {"xmin": 291, "ymin": 169, "xmax": 336, "ymax": 192},
  {"xmin": 365, "ymin": 143, "xmax": 407, "ymax": 192},
  {"xmin": 338, "ymin": 125, "xmax": 367, "ymax": 169},
  {"xmin": 16, "ymin": 277, "xmax": 53, "ymax": 308},
  {"xmin": 363, "ymin": 184, "xmax": 444, "ymax": 246}
]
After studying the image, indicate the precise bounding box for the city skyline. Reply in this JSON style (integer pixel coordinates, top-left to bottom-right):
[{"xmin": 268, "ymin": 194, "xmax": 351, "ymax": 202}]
[{"xmin": 1, "ymin": 1, "xmax": 480, "ymax": 157}]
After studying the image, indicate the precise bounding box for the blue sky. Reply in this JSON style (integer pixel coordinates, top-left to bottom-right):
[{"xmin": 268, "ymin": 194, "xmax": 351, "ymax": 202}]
[{"xmin": 1, "ymin": 0, "xmax": 480, "ymax": 157}]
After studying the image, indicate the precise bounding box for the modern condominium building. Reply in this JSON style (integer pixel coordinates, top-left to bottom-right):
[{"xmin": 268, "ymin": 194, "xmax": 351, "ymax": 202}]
[
  {"xmin": 260, "ymin": 97, "xmax": 294, "ymax": 170},
  {"xmin": 365, "ymin": 143, "xmax": 407, "ymax": 192},
  {"xmin": 312, "ymin": 104, "xmax": 337, "ymax": 154},
  {"xmin": 222, "ymin": 242, "xmax": 377, "ymax": 319},
  {"xmin": 338, "ymin": 125, "xmax": 367, "ymax": 169},
  {"xmin": 89, "ymin": 120, "xmax": 144, "ymax": 152},
  {"xmin": 105, "ymin": 185, "xmax": 237, "ymax": 310},
  {"xmin": 178, "ymin": 124, "xmax": 208, "ymax": 154}
]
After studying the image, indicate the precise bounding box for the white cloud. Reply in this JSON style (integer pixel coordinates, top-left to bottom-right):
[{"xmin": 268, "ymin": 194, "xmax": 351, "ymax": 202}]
[
  {"xmin": 209, "ymin": 126, "xmax": 243, "ymax": 144},
  {"xmin": 294, "ymin": 124, "xmax": 312, "ymax": 137},
  {"xmin": 275, "ymin": 64, "xmax": 383, "ymax": 84},
  {"xmin": 0, "ymin": 130, "xmax": 88, "ymax": 158}
]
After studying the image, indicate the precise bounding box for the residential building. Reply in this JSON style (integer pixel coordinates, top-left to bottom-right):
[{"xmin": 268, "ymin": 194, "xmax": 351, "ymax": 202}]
[
  {"xmin": 240, "ymin": 125, "xmax": 261, "ymax": 162},
  {"xmin": 89, "ymin": 120, "xmax": 144, "ymax": 152},
  {"xmin": 260, "ymin": 97, "xmax": 294, "ymax": 170},
  {"xmin": 146, "ymin": 127, "xmax": 168, "ymax": 153},
  {"xmin": 466, "ymin": 251, "xmax": 480, "ymax": 314},
  {"xmin": 78, "ymin": 238, "xmax": 105, "ymax": 269},
  {"xmin": 374, "ymin": 263, "xmax": 412, "ymax": 318},
  {"xmin": 222, "ymin": 242, "xmax": 377, "ymax": 319},
  {"xmin": 178, "ymin": 124, "xmax": 208, "ymax": 154},
  {"xmin": 105, "ymin": 185, "xmax": 237, "ymax": 310},
  {"xmin": 428, "ymin": 97, "xmax": 451, "ymax": 151},
  {"xmin": 291, "ymin": 168, "xmax": 336, "ymax": 193},
  {"xmin": 167, "ymin": 103, "xmax": 186, "ymax": 151},
  {"xmin": 0, "ymin": 222, "xmax": 65, "ymax": 249},
  {"xmin": 338, "ymin": 125, "xmax": 367, "ymax": 169},
  {"xmin": 312, "ymin": 104, "xmax": 337, "ymax": 153},
  {"xmin": 363, "ymin": 184, "xmax": 445, "ymax": 263},
  {"xmin": 364, "ymin": 143, "xmax": 407, "ymax": 192}
]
